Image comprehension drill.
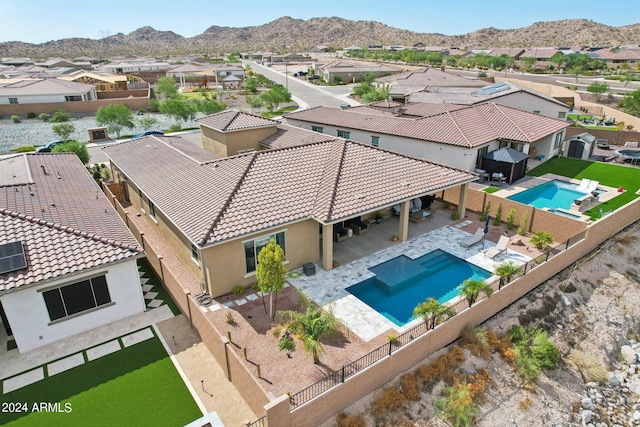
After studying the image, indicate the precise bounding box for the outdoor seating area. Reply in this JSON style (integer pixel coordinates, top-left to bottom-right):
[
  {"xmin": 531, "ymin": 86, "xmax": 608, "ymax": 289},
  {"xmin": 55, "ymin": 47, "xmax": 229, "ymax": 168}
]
[
  {"xmin": 460, "ymin": 228, "xmax": 485, "ymax": 248},
  {"xmin": 484, "ymin": 235, "xmax": 509, "ymax": 259},
  {"xmin": 346, "ymin": 216, "xmax": 369, "ymax": 235}
]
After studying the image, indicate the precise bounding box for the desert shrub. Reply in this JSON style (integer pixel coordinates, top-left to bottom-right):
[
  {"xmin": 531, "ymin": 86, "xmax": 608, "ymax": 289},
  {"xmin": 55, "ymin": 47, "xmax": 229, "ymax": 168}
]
[
  {"xmin": 530, "ymin": 231, "xmax": 553, "ymax": 249},
  {"xmin": 101, "ymin": 169, "xmax": 111, "ymax": 180},
  {"xmin": 436, "ymin": 381, "xmax": 478, "ymax": 427},
  {"xmin": 225, "ymin": 311, "xmax": 234, "ymax": 324},
  {"xmin": 11, "ymin": 115, "xmax": 20, "ymax": 123},
  {"xmin": 26, "ymin": 112, "xmax": 36, "ymax": 118},
  {"xmin": 169, "ymin": 124, "xmax": 181, "ymax": 132},
  {"xmin": 493, "ymin": 204, "xmax": 503, "ymax": 226},
  {"xmin": 569, "ymin": 350, "xmax": 607, "ymax": 383},
  {"xmin": 12, "ymin": 145, "xmax": 36, "ymax": 153},
  {"xmin": 451, "ymin": 210, "xmax": 461, "ymax": 220},
  {"xmin": 480, "ymin": 201, "xmax": 491, "ymax": 222},
  {"xmin": 49, "ymin": 109, "xmax": 70, "ymax": 123},
  {"xmin": 460, "ymin": 325, "xmax": 490, "ymax": 358},
  {"xmin": 399, "ymin": 373, "xmax": 420, "ymax": 401},
  {"xmin": 517, "ymin": 211, "xmax": 528, "ymax": 235},
  {"xmin": 272, "ymin": 324, "xmax": 282, "ymax": 337},
  {"xmin": 519, "ymin": 398, "xmax": 533, "ymax": 410},
  {"xmin": 371, "ymin": 387, "xmax": 405, "ymax": 416},
  {"xmin": 335, "ymin": 412, "xmax": 366, "ymax": 427},
  {"xmin": 277, "ymin": 332, "xmax": 295, "ymax": 351},
  {"xmin": 506, "ymin": 208, "xmax": 516, "ymax": 230},
  {"xmin": 509, "ymin": 326, "xmax": 559, "ymax": 382},
  {"xmin": 232, "ymin": 285, "xmax": 246, "ymax": 295},
  {"xmin": 93, "ymin": 170, "xmax": 101, "ymax": 180},
  {"xmin": 39, "ymin": 113, "xmax": 50, "ymax": 121}
]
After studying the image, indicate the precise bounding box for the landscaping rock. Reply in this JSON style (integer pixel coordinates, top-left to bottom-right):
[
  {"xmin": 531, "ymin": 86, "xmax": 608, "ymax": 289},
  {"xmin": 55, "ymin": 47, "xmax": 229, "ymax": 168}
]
[{"xmin": 622, "ymin": 346, "xmax": 638, "ymax": 364}]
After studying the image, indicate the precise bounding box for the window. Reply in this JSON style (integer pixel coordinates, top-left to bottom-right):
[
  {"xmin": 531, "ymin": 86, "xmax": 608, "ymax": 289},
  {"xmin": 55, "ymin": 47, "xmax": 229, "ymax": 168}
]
[
  {"xmin": 476, "ymin": 146, "xmax": 489, "ymax": 167},
  {"xmin": 337, "ymin": 130, "xmax": 350, "ymax": 139},
  {"xmin": 8, "ymin": 98, "xmax": 18, "ymax": 104},
  {"xmin": 43, "ymin": 275, "xmax": 111, "ymax": 322},
  {"xmin": 371, "ymin": 136, "xmax": 379, "ymax": 147},
  {"xmin": 554, "ymin": 132, "xmax": 563, "ymax": 148},
  {"xmin": 65, "ymin": 95, "xmax": 82, "ymax": 102},
  {"xmin": 138, "ymin": 189, "xmax": 145, "ymax": 212},
  {"xmin": 558, "ymin": 111, "xmax": 566, "ymax": 119},
  {"xmin": 244, "ymin": 231, "xmax": 286, "ymax": 273},
  {"xmin": 148, "ymin": 200, "xmax": 156, "ymax": 219},
  {"xmin": 191, "ymin": 244, "xmax": 199, "ymax": 264},
  {"xmin": 311, "ymin": 126, "xmax": 323, "ymax": 133}
]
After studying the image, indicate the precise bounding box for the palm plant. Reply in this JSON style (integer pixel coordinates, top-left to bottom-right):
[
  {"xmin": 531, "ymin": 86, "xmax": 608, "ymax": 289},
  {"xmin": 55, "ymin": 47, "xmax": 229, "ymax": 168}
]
[
  {"xmin": 276, "ymin": 292, "xmax": 342, "ymax": 364},
  {"xmin": 413, "ymin": 298, "xmax": 455, "ymax": 330},
  {"xmin": 459, "ymin": 279, "xmax": 494, "ymax": 307},
  {"xmin": 495, "ymin": 260, "xmax": 522, "ymax": 289}
]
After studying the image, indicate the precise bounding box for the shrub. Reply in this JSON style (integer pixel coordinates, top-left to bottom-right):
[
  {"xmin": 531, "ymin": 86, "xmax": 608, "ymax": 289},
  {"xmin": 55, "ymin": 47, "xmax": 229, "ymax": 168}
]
[
  {"xmin": 39, "ymin": 113, "xmax": 49, "ymax": 121},
  {"xmin": 451, "ymin": 210, "xmax": 461, "ymax": 220},
  {"xmin": 399, "ymin": 373, "xmax": 420, "ymax": 401},
  {"xmin": 460, "ymin": 325, "xmax": 490, "ymax": 358},
  {"xmin": 93, "ymin": 170, "xmax": 101, "ymax": 180},
  {"xmin": 509, "ymin": 326, "xmax": 559, "ymax": 382},
  {"xmin": 569, "ymin": 350, "xmax": 607, "ymax": 383},
  {"xmin": 11, "ymin": 115, "xmax": 20, "ymax": 123},
  {"xmin": 517, "ymin": 211, "xmax": 528, "ymax": 235},
  {"xmin": 12, "ymin": 145, "xmax": 36, "ymax": 153},
  {"xmin": 225, "ymin": 311, "xmax": 234, "ymax": 324},
  {"xmin": 101, "ymin": 169, "xmax": 111, "ymax": 180},
  {"xmin": 436, "ymin": 381, "xmax": 478, "ymax": 427},
  {"xmin": 530, "ymin": 231, "xmax": 553, "ymax": 249},
  {"xmin": 493, "ymin": 204, "xmax": 503, "ymax": 226},
  {"xmin": 169, "ymin": 124, "xmax": 181, "ymax": 132},
  {"xmin": 26, "ymin": 112, "xmax": 36, "ymax": 118},
  {"xmin": 148, "ymin": 98, "xmax": 160, "ymax": 112},
  {"xmin": 371, "ymin": 387, "xmax": 405, "ymax": 416},
  {"xmin": 506, "ymin": 208, "xmax": 516, "ymax": 230},
  {"xmin": 52, "ymin": 140, "xmax": 90, "ymax": 164},
  {"xmin": 335, "ymin": 412, "xmax": 366, "ymax": 427},
  {"xmin": 232, "ymin": 285, "xmax": 246, "ymax": 295},
  {"xmin": 49, "ymin": 109, "xmax": 70, "ymax": 123},
  {"xmin": 480, "ymin": 201, "xmax": 491, "ymax": 222},
  {"xmin": 277, "ymin": 332, "xmax": 295, "ymax": 351}
]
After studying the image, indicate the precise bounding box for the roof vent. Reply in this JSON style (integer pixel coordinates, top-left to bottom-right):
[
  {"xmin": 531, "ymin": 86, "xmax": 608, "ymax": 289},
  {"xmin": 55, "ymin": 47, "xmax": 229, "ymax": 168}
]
[
  {"xmin": 354, "ymin": 193, "xmax": 366, "ymax": 200},
  {"xmin": 400, "ymin": 181, "xmax": 410, "ymax": 187}
]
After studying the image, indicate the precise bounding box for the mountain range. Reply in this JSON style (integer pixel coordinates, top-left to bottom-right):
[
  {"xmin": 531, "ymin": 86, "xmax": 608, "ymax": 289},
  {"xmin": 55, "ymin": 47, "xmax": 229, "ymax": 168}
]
[{"xmin": 1, "ymin": 17, "xmax": 639, "ymax": 58}]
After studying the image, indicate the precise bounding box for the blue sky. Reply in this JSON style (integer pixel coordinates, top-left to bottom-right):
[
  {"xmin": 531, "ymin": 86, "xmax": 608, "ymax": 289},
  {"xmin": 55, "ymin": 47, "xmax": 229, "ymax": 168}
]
[{"xmin": 1, "ymin": 0, "xmax": 637, "ymax": 44}]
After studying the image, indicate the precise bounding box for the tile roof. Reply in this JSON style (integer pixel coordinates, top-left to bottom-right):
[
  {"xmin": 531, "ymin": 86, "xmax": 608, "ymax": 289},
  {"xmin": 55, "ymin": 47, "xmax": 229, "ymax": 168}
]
[
  {"xmin": 399, "ymin": 103, "xmax": 468, "ymax": 117},
  {"xmin": 0, "ymin": 154, "xmax": 142, "ymax": 292},
  {"xmin": 197, "ymin": 111, "xmax": 279, "ymax": 132},
  {"xmin": 317, "ymin": 60, "xmax": 403, "ymax": 73},
  {"xmin": 284, "ymin": 103, "xmax": 569, "ymax": 148},
  {"xmin": 0, "ymin": 78, "xmax": 94, "ymax": 96},
  {"xmin": 375, "ymin": 67, "xmax": 485, "ymax": 87},
  {"xmin": 259, "ymin": 124, "xmax": 335, "ymax": 149},
  {"xmin": 103, "ymin": 137, "xmax": 476, "ymax": 246}
]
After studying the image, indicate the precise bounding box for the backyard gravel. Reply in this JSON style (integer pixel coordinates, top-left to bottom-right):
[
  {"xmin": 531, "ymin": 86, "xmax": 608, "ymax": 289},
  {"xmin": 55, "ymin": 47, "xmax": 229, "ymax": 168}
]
[{"xmin": 0, "ymin": 113, "xmax": 202, "ymax": 153}]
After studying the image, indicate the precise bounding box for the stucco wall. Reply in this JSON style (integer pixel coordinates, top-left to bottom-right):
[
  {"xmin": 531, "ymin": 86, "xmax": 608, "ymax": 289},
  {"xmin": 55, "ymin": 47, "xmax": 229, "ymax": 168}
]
[
  {"xmin": 202, "ymin": 219, "xmax": 320, "ymax": 296},
  {"xmin": 200, "ymin": 125, "xmax": 277, "ymax": 157},
  {"xmin": 1, "ymin": 259, "xmax": 144, "ymax": 353},
  {"xmin": 491, "ymin": 91, "xmax": 569, "ymax": 119},
  {"xmin": 0, "ymin": 97, "xmax": 150, "ymax": 116}
]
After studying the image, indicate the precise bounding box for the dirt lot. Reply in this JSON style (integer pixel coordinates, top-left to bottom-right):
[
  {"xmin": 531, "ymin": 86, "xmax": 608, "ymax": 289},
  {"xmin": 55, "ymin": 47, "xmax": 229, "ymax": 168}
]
[{"xmin": 326, "ymin": 221, "xmax": 640, "ymax": 426}]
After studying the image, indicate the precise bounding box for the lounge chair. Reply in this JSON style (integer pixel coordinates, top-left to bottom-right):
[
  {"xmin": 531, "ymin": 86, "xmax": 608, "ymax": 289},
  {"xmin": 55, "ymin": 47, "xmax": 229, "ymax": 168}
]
[
  {"xmin": 624, "ymin": 141, "xmax": 639, "ymax": 148},
  {"xmin": 585, "ymin": 180, "xmax": 599, "ymax": 194},
  {"xmin": 460, "ymin": 228, "xmax": 484, "ymax": 249},
  {"xmin": 575, "ymin": 178, "xmax": 591, "ymax": 193},
  {"xmin": 484, "ymin": 235, "xmax": 510, "ymax": 259},
  {"xmin": 347, "ymin": 216, "xmax": 369, "ymax": 235},
  {"xmin": 333, "ymin": 223, "xmax": 349, "ymax": 242}
]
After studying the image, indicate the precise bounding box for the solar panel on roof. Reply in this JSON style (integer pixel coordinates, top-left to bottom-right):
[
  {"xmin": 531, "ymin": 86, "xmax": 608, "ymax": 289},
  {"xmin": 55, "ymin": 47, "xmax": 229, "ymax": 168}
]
[
  {"xmin": 0, "ymin": 241, "xmax": 28, "ymax": 275},
  {"xmin": 476, "ymin": 82, "xmax": 510, "ymax": 95}
]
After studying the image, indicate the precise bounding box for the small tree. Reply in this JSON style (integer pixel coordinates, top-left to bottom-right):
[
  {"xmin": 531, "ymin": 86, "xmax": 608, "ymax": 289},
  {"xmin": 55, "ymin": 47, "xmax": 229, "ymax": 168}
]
[
  {"xmin": 587, "ymin": 82, "xmax": 610, "ymax": 102},
  {"xmin": 138, "ymin": 116, "xmax": 158, "ymax": 130},
  {"xmin": 96, "ymin": 104, "xmax": 134, "ymax": 138},
  {"xmin": 459, "ymin": 278, "xmax": 493, "ymax": 307},
  {"xmin": 259, "ymin": 84, "xmax": 292, "ymax": 111},
  {"xmin": 517, "ymin": 211, "xmax": 529, "ymax": 235},
  {"xmin": 492, "ymin": 204, "xmax": 503, "ymax": 226},
  {"xmin": 159, "ymin": 99, "xmax": 195, "ymax": 128},
  {"xmin": 243, "ymin": 77, "xmax": 259, "ymax": 94},
  {"xmin": 49, "ymin": 109, "xmax": 70, "ymax": 123},
  {"xmin": 413, "ymin": 298, "xmax": 455, "ymax": 330},
  {"xmin": 52, "ymin": 123, "xmax": 75, "ymax": 141},
  {"xmin": 245, "ymin": 95, "xmax": 264, "ymax": 113},
  {"xmin": 479, "ymin": 201, "xmax": 491, "ymax": 222},
  {"xmin": 520, "ymin": 56, "xmax": 536, "ymax": 71},
  {"xmin": 156, "ymin": 76, "xmax": 178, "ymax": 99},
  {"xmin": 51, "ymin": 141, "xmax": 90, "ymax": 164},
  {"xmin": 495, "ymin": 260, "xmax": 522, "ymax": 289},
  {"xmin": 256, "ymin": 238, "xmax": 287, "ymax": 319},
  {"xmin": 530, "ymin": 231, "xmax": 553, "ymax": 249},
  {"xmin": 506, "ymin": 208, "xmax": 516, "ymax": 230}
]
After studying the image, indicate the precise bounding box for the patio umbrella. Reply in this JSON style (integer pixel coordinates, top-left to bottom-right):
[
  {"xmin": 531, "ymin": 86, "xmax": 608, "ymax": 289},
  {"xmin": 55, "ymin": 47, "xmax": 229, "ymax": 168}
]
[{"xmin": 483, "ymin": 215, "xmax": 491, "ymax": 248}]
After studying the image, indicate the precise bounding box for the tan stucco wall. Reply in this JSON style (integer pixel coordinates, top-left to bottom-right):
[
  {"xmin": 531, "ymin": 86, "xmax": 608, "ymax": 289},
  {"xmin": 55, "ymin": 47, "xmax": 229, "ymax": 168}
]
[
  {"xmin": 200, "ymin": 125, "xmax": 277, "ymax": 157},
  {"xmin": 201, "ymin": 219, "xmax": 320, "ymax": 297}
]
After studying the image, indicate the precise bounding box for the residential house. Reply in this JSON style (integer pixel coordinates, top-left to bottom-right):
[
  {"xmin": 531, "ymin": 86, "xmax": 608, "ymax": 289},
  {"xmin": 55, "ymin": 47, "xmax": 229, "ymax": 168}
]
[
  {"xmin": 103, "ymin": 135, "xmax": 477, "ymax": 297},
  {"xmin": 315, "ymin": 60, "xmax": 403, "ymax": 84},
  {"xmin": 35, "ymin": 58, "xmax": 92, "ymax": 70},
  {"xmin": 597, "ymin": 48, "xmax": 640, "ymax": 68},
  {"xmin": 1, "ymin": 58, "xmax": 33, "ymax": 66},
  {"xmin": 283, "ymin": 103, "xmax": 569, "ymax": 170},
  {"xmin": 59, "ymin": 70, "xmax": 129, "ymax": 92},
  {"xmin": 309, "ymin": 46, "xmax": 330, "ymax": 53},
  {"xmin": 519, "ymin": 48, "xmax": 562, "ymax": 68},
  {"xmin": 0, "ymin": 153, "xmax": 145, "ymax": 353},
  {"xmin": 103, "ymin": 61, "xmax": 171, "ymax": 74},
  {"xmin": 487, "ymin": 48, "xmax": 525, "ymax": 60},
  {"xmin": 373, "ymin": 67, "xmax": 486, "ymax": 103},
  {"xmin": 0, "ymin": 79, "xmax": 97, "ymax": 104},
  {"xmin": 408, "ymin": 80, "xmax": 571, "ymax": 119},
  {"xmin": 271, "ymin": 53, "xmax": 308, "ymax": 63}
]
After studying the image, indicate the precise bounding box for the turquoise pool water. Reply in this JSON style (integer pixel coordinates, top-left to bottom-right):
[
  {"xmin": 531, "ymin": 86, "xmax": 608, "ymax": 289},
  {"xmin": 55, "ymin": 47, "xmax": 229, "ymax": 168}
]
[
  {"xmin": 346, "ymin": 250, "xmax": 492, "ymax": 327},
  {"xmin": 507, "ymin": 180, "xmax": 587, "ymax": 210}
]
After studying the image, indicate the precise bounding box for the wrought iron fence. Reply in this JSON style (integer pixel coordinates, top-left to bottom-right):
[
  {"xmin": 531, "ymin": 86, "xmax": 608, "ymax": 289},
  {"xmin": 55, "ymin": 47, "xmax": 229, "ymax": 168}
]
[
  {"xmin": 246, "ymin": 415, "xmax": 266, "ymax": 427},
  {"xmin": 288, "ymin": 229, "xmax": 588, "ymax": 411}
]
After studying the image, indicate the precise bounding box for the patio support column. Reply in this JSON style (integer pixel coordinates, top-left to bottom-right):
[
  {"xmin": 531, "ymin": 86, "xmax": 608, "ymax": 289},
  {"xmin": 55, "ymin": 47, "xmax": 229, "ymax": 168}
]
[
  {"xmin": 322, "ymin": 224, "xmax": 333, "ymax": 270},
  {"xmin": 399, "ymin": 200, "xmax": 410, "ymax": 242},
  {"xmin": 458, "ymin": 183, "xmax": 469, "ymax": 218}
]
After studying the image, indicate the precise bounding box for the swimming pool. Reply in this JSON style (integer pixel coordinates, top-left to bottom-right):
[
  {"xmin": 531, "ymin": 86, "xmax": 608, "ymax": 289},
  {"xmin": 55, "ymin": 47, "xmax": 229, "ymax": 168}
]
[
  {"xmin": 346, "ymin": 250, "xmax": 492, "ymax": 327},
  {"xmin": 507, "ymin": 180, "xmax": 586, "ymax": 210}
]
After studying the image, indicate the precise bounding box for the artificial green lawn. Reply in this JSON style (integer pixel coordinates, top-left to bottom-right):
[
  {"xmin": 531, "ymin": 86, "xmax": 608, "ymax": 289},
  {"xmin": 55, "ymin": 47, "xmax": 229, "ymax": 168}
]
[
  {"xmin": 527, "ymin": 157, "xmax": 640, "ymax": 220},
  {"xmin": 137, "ymin": 259, "xmax": 182, "ymax": 316},
  {"xmin": 0, "ymin": 334, "xmax": 201, "ymax": 427},
  {"xmin": 483, "ymin": 186, "xmax": 501, "ymax": 194}
]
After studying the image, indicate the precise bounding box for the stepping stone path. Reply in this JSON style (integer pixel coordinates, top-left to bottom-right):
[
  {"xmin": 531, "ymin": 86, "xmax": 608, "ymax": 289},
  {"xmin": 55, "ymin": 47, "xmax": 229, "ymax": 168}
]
[{"xmin": 138, "ymin": 262, "xmax": 166, "ymax": 311}]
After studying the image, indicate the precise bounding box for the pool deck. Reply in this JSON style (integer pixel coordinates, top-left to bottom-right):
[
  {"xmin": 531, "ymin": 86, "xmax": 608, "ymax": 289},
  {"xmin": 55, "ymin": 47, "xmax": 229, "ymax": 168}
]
[{"xmin": 287, "ymin": 225, "xmax": 530, "ymax": 342}]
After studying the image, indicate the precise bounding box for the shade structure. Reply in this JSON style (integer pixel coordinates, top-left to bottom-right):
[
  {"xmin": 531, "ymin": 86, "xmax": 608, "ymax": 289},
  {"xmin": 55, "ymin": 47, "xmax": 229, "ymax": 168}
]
[{"xmin": 480, "ymin": 147, "xmax": 529, "ymax": 184}]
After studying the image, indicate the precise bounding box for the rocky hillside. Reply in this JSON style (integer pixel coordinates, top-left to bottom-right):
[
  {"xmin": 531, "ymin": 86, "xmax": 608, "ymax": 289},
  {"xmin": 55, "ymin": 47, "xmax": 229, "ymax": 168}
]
[{"xmin": 1, "ymin": 17, "xmax": 638, "ymax": 58}]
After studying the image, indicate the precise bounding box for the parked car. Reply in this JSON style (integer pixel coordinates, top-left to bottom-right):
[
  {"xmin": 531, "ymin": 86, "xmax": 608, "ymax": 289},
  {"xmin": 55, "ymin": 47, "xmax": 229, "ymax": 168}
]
[
  {"xmin": 294, "ymin": 71, "xmax": 308, "ymax": 77},
  {"xmin": 36, "ymin": 140, "xmax": 69, "ymax": 152},
  {"xmin": 340, "ymin": 104, "xmax": 351, "ymax": 109},
  {"xmin": 307, "ymin": 75, "xmax": 320, "ymax": 80},
  {"xmin": 131, "ymin": 130, "xmax": 164, "ymax": 140}
]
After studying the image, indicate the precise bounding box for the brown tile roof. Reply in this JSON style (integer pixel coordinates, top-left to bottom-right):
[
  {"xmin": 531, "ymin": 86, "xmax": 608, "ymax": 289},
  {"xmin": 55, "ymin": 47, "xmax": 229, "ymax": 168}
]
[
  {"xmin": 0, "ymin": 154, "xmax": 142, "ymax": 291},
  {"xmin": 196, "ymin": 110, "xmax": 279, "ymax": 132},
  {"xmin": 0, "ymin": 78, "xmax": 94, "ymax": 96},
  {"xmin": 368, "ymin": 100, "xmax": 404, "ymax": 108},
  {"xmin": 345, "ymin": 106, "xmax": 398, "ymax": 116},
  {"xmin": 399, "ymin": 103, "xmax": 468, "ymax": 117},
  {"xmin": 284, "ymin": 103, "xmax": 569, "ymax": 148},
  {"xmin": 104, "ymin": 138, "xmax": 476, "ymax": 246},
  {"xmin": 375, "ymin": 67, "xmax": 485, "ymax": 87},
  {"xmin": 259, "ymin": 124, "xmax": 335, "ymax": 149}
]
